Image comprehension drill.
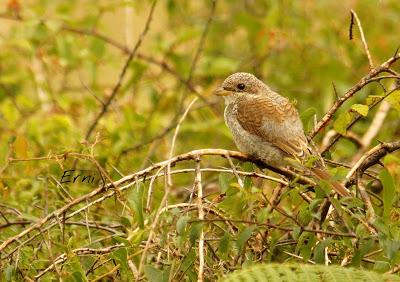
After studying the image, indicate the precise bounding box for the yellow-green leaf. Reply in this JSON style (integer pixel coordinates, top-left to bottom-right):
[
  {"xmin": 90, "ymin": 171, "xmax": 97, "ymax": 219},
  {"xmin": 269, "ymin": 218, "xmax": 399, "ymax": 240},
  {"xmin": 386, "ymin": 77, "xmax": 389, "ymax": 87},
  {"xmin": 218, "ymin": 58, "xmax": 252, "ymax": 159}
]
[
  {"xmin": 387, "ymin": 90, "xmax": 400, "ymax": 111},
  {"xmin": 366, "ymin": 95, "xmax": 383, "ymax": 106},
  {"xmin": 333, "ymin": 112, "xmax": 352, "ymax": 135},
  {"xmin": 351, "ymin": 104, "xmax": 369, "ymax": 116}
]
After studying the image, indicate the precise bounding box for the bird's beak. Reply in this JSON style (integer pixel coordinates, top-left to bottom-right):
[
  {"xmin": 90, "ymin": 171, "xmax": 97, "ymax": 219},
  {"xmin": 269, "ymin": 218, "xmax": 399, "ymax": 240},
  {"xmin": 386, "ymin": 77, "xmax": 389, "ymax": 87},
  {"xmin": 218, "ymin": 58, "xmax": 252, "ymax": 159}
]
[{"xmin": 214, "ymin": 87, "xmax": 231, "ymax": 96}]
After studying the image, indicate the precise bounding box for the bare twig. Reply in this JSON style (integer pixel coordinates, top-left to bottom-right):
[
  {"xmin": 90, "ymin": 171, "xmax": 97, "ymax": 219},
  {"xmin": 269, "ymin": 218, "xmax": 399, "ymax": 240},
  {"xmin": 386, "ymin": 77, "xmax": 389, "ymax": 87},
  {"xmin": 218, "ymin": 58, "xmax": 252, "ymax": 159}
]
[
  {"xmin": 35, "ymin": 244, "xmax": 124, "ymax": 279},
  {"xmin": 192, "ymin": 219, "xmax": 357, "ymax": 238},
  {"xmin": 350, "ymin": 10, "xmax": 374, "ymax": 68},
  {"xmin": 176, "ymin": 0, "xmax": 217, "ymax": 113},
  {"xmin": 136, "ymin": 173, "xmax": 170, "ymax": 280},
  {"xmin": 225, "ymin": 154, "xmax": 244, "ymax": 188},
  {"xmin": 194, "ymin": 157, "xmax": 205, "ymax": 282},
  {"xmin": 167, "ymin": 97, "xmax": 198, "ymax": 186}
]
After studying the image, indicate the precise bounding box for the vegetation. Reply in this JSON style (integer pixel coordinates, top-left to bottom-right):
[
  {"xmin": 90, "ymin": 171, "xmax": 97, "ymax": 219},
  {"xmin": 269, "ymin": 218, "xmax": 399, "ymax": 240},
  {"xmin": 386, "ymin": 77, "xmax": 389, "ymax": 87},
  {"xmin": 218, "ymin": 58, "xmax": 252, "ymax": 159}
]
[
  {"xmin": 0, "ymin": 0, "xmax": 400, "ymax": 281},
  {"xmin": 220, "ymin": 264, "xmax": 400, "ymax": 282}
]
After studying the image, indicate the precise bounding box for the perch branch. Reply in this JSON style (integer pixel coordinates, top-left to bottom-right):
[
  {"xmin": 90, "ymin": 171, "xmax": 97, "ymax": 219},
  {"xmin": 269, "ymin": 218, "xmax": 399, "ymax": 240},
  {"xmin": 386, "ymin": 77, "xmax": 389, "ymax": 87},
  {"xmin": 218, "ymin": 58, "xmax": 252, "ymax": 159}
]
[{"xmin": 0, "ymin": 149, "xmax": 311, "ymax": 254}]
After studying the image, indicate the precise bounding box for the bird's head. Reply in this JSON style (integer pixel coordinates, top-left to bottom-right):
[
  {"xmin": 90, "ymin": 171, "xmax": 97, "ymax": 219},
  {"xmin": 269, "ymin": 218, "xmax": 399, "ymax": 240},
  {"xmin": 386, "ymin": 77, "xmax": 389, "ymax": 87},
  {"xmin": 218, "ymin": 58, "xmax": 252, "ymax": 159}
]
[{"xmin": 215, "ymin": 72, "xmax": 270, "ymax": 101}]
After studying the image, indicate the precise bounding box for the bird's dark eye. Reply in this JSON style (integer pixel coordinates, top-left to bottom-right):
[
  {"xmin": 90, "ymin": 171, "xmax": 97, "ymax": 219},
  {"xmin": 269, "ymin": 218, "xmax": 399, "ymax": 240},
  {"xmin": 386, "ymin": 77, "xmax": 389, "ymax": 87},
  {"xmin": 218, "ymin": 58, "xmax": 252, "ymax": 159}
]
[{"xmin": 237, "ymin": 83, "xmax": 245, "ymax": 90}]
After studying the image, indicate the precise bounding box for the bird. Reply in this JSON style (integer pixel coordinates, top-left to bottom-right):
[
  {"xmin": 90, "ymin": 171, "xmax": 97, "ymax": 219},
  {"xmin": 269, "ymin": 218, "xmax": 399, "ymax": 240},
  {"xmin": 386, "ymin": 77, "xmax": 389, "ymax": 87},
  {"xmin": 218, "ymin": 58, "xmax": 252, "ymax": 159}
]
[{"xmin": 215, "ymin": 72, "xmax": 350, "ymax": 197}]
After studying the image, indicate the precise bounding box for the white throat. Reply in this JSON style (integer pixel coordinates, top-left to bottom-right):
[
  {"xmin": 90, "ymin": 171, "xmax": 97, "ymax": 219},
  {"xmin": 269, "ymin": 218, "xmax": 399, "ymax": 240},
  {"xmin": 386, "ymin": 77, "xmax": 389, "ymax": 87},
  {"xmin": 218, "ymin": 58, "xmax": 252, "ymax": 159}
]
[{"xmin": 223, "ymin": 94, "xmax": 240, "ymax": 105}]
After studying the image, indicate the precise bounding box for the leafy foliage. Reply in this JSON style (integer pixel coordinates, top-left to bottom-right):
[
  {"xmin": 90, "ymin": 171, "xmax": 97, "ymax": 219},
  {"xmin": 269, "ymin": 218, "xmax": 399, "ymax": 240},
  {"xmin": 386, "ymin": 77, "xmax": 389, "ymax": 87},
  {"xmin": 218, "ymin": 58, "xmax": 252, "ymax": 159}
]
[
  {"xmin": 0, "ymin": 0, "xmax": 400, "ymax": 281},
  {"xmin": 220, "ymin": 263, "xmax": 400, "ymax": 282}
]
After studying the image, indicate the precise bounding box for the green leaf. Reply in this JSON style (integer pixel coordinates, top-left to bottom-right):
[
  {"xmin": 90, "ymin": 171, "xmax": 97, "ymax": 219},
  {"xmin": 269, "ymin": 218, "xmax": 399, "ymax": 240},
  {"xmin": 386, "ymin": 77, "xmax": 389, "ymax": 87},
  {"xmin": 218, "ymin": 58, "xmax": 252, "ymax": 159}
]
[
  {"xmin": 128, "ymin": 183, "xmax": 145, "ymax": 228},
  {"xmin": 189, "ymin": 222, "xmax": 203, "ymax": 244},
  {"xmin": 314, "ymin": 239, "xmax": 332, "ymax": 264},
  {"xmin": 373, "ymin": 261, "xmax": 391, "ymax": 273},
  {"xmin": 380, "ymin": 169, "xmax": 396, "ymax": 219},
  {"xmin": 3, "ymin": 265, "xmax": 16, "ymax": 281},
  {"xmin": 333, "ymin": 112, "xmax": 352, "ymax": 135},
  {"xmin": 298, "ymin": 206, "xmax": 312, "ymax": 225},
  {"xmin": 350, "ymin": 239, "xmax": 373, "ymax": 266},
  {"xmin": 256, "ymin": 208, "xmax": 269, "ymax": 223},
  {"xmin": 90, "ymin": 38, "xmax": 106, "ymax": 58},
  {"xmin": 296, "ymin": 232, "xmax": 316, "ymax": 261},
  {"xmin": 66, "ymin": 255, "xmax": 89, "ymax": 282},
  {"xmin": 387, "ymin": 90, "xmax": 400, "ymax": 111},
  {"xmin": 366, "ymin": 95, "xmax": 383, "ymax": 106},
  {"xmin": 180, "ymin": 249, "xmax": 196, "ymax": 273},
  {"xmin": 351, "ymin": 104, "xmax": 369, "ymax": 116},
  {"xmin": 382, "ymin": 239, "xmax": 400, "ymax": 261},
  {"xmin": 236, "ymin": 226, "xmax": 254, "ymax": 252},
  {"xmin": 243, "ymin": 176, "xmax": 252, "ymax": 190},
  {"xmin": 176, "ymin": 215, "xmax": 190, "ymax": 235},
  {"xmin": 111, "ymin": 248, "xmax": 131, "ymax": 279},
  {"xmin": 144, "ymin": 265, "xmax": 163, "ymax": 282},
  {"xmin": 144, "ymin": 265, "xmax": 171, "ymax": 282},
  {"xmin": 120, "ymin": 216, "xmax": 131, "ymax": 228},
  {"xmin": 218, "ymin": 232, "xmax": 230, "ymax": 258},
  {"xmin": 218, "ymin": 174, "xmax": 231, "ymax": 194},
  {"xmin": 300, "ymin": 107, "xmax": 317, "ymax": 132},
  {"xmin": 217, "ymin": 189, "xmax": 246, "ymax": 218}
]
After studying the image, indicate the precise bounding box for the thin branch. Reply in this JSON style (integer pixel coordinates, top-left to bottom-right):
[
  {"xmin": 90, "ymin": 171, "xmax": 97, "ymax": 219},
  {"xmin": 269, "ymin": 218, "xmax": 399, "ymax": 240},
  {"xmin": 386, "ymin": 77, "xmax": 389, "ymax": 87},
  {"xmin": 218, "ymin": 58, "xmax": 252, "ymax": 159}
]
[
  {"xmin": 167, "ymin": 97, "xmax": 199, "ymax": 186},
  {"xmin": 346, "ymin": 141, "xmax": 400, "ymax": 187},
  {"xmin": 136, "ymin": 173, "xmax": 170, "ymax": 280},
  {"xmin": 192, "ymin": 219, "xmax": 357, "ymax": 238},
  {"xmin": 308, "ymin": 53, "xmax": 400, "ymax": 140},
  {"xmin": 348, "ymin": 11, "xmax": 355, "ymax": 40},
  {"xmin": 225, "ymin": 154, "xmax": 244, "ymax": 188},
  {"xmin": 35, "ymin": 244, "xmax": 124, "ymax": 279},
  {"xmin": 0, "ymin": 149, "xmax": 311, "ymax": 254},
  {"xmin": 194, "ymin": 157, "xmax": 205, "ymax": 282},
  {"xmin": 62, "ymin": 20, "xmax": 205, "ymax": 100},
  {"xmin": 186, "ymin": 0, "xmax": 217, "ymax": 84},
  {"xmin": 321, "ymin": 83, "xmax": 400, "ymax": 153},
  {"xmin": 350, "ymin": 10, "xmax": 374, "ymax": 69},
  {"xmin": 176, "ymin": 0, "xmax": 218, "ymax": 113}
]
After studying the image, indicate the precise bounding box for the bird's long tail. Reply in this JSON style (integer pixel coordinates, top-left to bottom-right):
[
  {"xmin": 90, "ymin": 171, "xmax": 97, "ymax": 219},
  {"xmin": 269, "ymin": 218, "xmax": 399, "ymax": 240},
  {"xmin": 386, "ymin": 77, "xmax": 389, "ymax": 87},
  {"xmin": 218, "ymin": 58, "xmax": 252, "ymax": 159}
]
[{"xmin": 311, "ymin": 167, "xmax": 350, "ymax": 197}]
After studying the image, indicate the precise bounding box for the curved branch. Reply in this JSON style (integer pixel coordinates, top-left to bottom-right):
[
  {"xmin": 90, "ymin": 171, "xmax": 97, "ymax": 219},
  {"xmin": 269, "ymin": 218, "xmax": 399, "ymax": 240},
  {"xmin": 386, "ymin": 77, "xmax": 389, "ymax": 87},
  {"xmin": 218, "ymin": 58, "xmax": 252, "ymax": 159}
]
[
  {"xmin": 346, "ymin": 141, "xmax": 400, "ymax": 187},
  {"xmin": 0, "ymin": 149, "xmax": 312, "ymax": 254}
]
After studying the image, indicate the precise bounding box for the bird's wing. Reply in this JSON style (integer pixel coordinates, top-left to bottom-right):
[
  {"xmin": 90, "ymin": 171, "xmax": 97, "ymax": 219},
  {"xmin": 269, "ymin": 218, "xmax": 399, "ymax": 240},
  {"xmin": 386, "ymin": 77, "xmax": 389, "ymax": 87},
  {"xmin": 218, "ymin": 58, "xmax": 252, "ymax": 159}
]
[{"xmin": 236, "ymin": 95, "xmax": 308, "ymax": 158}]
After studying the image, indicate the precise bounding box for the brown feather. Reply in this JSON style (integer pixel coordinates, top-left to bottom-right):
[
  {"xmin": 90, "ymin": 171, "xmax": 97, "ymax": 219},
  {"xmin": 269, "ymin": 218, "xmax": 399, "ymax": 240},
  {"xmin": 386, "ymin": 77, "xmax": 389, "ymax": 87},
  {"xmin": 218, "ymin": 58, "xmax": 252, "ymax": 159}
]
[{"xmin": 236, "ymin": 96, "xmax": 307, "ymax": 157}]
